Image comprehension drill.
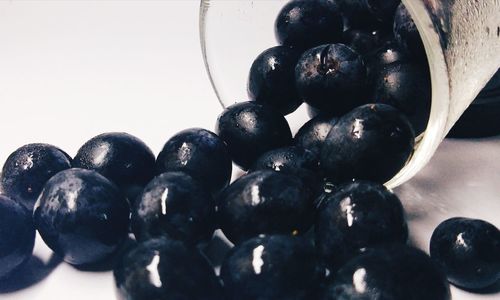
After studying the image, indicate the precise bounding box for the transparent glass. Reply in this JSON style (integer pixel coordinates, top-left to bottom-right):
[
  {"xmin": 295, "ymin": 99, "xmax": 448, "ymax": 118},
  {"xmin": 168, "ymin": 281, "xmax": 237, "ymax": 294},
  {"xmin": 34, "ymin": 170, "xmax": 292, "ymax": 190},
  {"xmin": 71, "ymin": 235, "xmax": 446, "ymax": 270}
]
[{"xmin": 199, "ymin": 0, "xmax": 500, "ymax": 188}]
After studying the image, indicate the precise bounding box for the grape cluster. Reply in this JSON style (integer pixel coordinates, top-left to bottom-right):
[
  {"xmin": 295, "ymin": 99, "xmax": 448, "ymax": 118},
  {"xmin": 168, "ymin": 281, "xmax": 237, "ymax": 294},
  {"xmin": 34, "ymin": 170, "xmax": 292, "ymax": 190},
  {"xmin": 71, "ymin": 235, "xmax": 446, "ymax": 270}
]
[{"xmin": 0, "ymin": 1, "xmax": 498, "ymax": 299}]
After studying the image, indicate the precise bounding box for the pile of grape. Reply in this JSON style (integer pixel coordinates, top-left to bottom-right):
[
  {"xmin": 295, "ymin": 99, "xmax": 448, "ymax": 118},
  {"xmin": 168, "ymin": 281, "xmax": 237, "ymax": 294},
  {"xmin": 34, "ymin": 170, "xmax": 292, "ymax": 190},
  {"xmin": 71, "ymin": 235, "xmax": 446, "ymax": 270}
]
[{"xmin": 0, "ymin": 1, "xmax": 498, "ymax": 299}]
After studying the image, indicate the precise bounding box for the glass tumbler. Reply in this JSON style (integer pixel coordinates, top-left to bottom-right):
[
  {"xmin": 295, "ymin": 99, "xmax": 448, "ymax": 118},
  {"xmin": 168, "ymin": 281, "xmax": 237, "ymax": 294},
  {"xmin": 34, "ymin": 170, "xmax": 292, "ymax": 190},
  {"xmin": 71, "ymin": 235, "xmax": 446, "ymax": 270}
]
[{"xmin": 199, "ymin": 0, "xmax": 500, "ymax": 188}]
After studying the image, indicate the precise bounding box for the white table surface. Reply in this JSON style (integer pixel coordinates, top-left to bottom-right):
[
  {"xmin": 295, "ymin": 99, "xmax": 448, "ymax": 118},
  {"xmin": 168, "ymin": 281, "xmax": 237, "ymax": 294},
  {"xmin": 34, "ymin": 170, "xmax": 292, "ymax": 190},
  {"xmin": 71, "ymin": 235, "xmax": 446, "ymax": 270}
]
[{"xmin": 0, "ymin": 1, "xmax": 498, "ymax": 299}]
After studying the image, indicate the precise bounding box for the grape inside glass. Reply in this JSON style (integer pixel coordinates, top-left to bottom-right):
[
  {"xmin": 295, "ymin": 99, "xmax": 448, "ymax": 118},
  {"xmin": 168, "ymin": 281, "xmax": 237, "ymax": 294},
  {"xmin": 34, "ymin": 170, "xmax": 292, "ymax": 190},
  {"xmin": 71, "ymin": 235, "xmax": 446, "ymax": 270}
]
[{"xmin": 199, "ymin": 0, "xmax": 500, "ymax": 188}]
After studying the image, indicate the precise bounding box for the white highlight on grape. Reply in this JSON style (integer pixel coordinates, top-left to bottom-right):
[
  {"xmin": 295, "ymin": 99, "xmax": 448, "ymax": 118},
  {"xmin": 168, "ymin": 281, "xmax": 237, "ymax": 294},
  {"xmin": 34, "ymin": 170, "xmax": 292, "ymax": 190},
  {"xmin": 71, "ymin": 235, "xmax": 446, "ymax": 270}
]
[
  {"xmin": 92, "ymin": 144, "xmax": 111, "ymax": 167},
  {"xmin": 67, "ymin": 190, "xmax": 78, "ymax": 211},
  {"xmin": 352, "ymin": 118, "xmax": 364, "ymax": 139},
  {"xmin": 340, "ymin": 197, "xmax": 356, "ymax": 227},
  {"xmin": 252, "ymin": 245, "xmax": 265, "ymax": 275},
  {"xmin": 146, "ymin": 252, "xmax": 163, "ymax": 288},
  {"xmin": 353, "ymin": 268, "xmax": 368, "ymax": 293},
  {"xmin": 161, "ymin": 188, "xmax": 169, "ymax": 215},
  {"xmin": 268, "ymin": 56, "xmax": 278, "ymax": 71},
  {"xmin": 250, "ymin": 184, "xmax": 261, "ymax": 206},
  {"xmin": 456, "ymin": 232, "xmax": 468, "ymax": 247},
  {"xmin": 23, "ymin": 154, "xmax": 34, "ymax": 170},
  {"xmin": 179, "ymin": 142, "xmax": 191, "ymax": 166}
]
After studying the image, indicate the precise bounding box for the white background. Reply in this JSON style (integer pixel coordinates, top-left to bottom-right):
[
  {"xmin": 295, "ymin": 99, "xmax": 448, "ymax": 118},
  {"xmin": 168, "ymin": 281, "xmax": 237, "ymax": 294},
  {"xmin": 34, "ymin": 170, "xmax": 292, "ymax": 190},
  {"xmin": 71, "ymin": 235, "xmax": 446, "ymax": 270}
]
[
  {"xmin": 0, "ymin": 1, "xmax": 498, "ymax": 299},
  {"xmin": 0, "ymin": 0, "xmax": 220, "ymax": 162}
]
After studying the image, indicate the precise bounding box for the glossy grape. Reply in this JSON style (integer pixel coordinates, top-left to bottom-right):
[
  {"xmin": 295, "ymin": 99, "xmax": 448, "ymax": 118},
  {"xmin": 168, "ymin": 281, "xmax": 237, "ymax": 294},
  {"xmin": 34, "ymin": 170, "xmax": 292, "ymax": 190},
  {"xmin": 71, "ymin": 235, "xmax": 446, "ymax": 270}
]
[
  {"xmin": 250, "ymin": 146, "xmax": 322, "ymax": 195},
  {"xmin": 155, "ymin": 128, "xmax": 232, "ymax": 195},
  {"xmin": 371, "ymin": 61, "xmax": 431, "ymax": 135},
  {"xmin": 393, "ymin": 3, "xmax": 426, "ymax": 60},
  {"xmin": 365, "ymin": 41, "xmax": 408, "ymax": 79},
  {"xmin": 320, "ymin": 245, "xmax": 451, "ymax": 300},
  {"xmin": 294, "ymin": 115, "xmax": 339, "ymax": 156},
  {"xmin": 114, "ymin": 237, "xmax": 223, "ymax": 300},
  {"xmin": 343, "ymin": 29, "xmax": 390, "ymax": 55},
  {"xmin": 320, "ymin": 104, "xmax": 415, "ymax": 183},
  {"xmin": 34, "ymin": 168, "xmax": 130, "ymax": 265},
  {"xmin": 430, "ymin": 217, "xmax": 500, "ymax": 289},
  {"xmin": 221, "ymin": 235, "xmax": 322, "ymax": 300},
  {"xmin": 337, "ymin": 0, "xmax": 382, "ymax": 30},
  {"xmin": 0, "ymin": 143, "xmax": 71, "ymax": 209},
  {"xmin": 217, "ymin": 170, "xmax": 315, "ymax": 244},
  {"xmin": 248, "ymin": 46, "xmax": 303, "ymax": 115},
  {"xmin": 316, "ymin": 181, "xmax": 408, "ymax": 269},
  {"xmin": 250, "ymin": 146, "xmax": 319, "ymax": 175},
  {"xmin": 132, "ymin": 172, "xmax": 216, "ymax": 244},
  {"xmin": 275, "ymin": 0, "xmax": 343, "ymax": 49},
  {"xmin": 295, "ymin": 43, "xmax": 368, "ymax": 115},
  {"xmin": 73, "ymin": 132, "xmax": 155, "ymax": 203},
  {"xmin": 366, "ymin": 0, "xmax": 401, "ymax": 24},
  {"xmin": 0, "ymin": 195, "xmax": 35, "ymax": 279},
  {"xmin": 215, "ymin": 101, "xmax": 292, "ymax": 170}
]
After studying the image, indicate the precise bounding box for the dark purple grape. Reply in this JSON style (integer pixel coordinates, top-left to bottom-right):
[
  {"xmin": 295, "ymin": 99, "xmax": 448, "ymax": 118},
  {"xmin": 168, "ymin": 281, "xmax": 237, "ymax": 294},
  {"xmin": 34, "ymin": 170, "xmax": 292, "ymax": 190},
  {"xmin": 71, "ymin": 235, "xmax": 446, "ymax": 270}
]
[
  {"xmin": 215, "ymin": 101, "xmax": 292, "ymax": 170},
  {"xmin": 114, "ymin": 237, "xmax": 223, "ymax": 300},
  {"xmin": 132, "ymin": 172, "xmax": 215, "ymax": 244},
  {"xmin": 155, "ymin": 128, "xmax": 232, "ymax": 195},
  {"xmin": 0, "ymin": 143, "xmax": 71, "ymax": 209},
  {"xmin": 275, "ymin": 0, "xmax": 343, "ymax": 49},
  {"xmin": 0, "ymin": 195, "xmax": 35, "ymax": 279},
  {"xmin": 221, "ymin": 235, "xmax": 322, "ymax": 300},
  {"xmin": 295, "ymin": 43, "xmax": 368, "ymax": 115},
  {"xmin": 337, "ymin": 0, "xmax": 383, "ymax": 30},
  {"xmin": 343, "ymin": 29, "xmax": 391, "ymax": 55},
  {"xmin": 294, "ymin": 115, "xmax": 339, "ymax": 157},
  {"xmin": 250, "ymin": 146, "xmax": 323, "ymax": 195},
  {"xmin": 320, "ymin": 245, "xmax": 451, "ymax": 300},
  {"xmin": 34, "ymin": 168, "xmax": 130, "ymax": 265},
  {"xmin": 248, "ymin": 46, "xmax": 303, "ymax": 115},
  {"xmin": 365, "ymin": 41, "xmax": 409, "ymax": 78},
  {"xmin": 250, "ymin": 146, "xmax": 319, "ymax": 175},
  {"xmin": 393, "ymin": 3, "xmax": 426, "ymax": 60},
  {"xmin": 366, "ymin": 0, "xmax": 401, "ymax": 24},
  {"xmin": 217, "ymin": 170, "xmax": 315, "ymax": 244},
  {"xmin": 371, "ymin": 61, "xmax": 431, "ymax": 135},
  {"xmin": 430, "ymin": 217, "xmax": 500, "ymax": 289},
  {"xmin": 73, "ymin": 132, "xmax": 155, "ymax": 203},
  {"xmin": 320, "ymin": 104, "xmax": 415, "ymax": 183},
  {"xmin": 316, "ymin": 181, "xmax": 408, "ymax": 269}
]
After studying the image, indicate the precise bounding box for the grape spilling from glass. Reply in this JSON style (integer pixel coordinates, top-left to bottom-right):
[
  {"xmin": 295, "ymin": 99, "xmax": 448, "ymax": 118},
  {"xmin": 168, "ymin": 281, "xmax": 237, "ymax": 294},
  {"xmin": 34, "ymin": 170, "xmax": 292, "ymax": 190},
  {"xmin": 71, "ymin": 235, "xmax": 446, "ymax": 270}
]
[{"xmin": 0, "ymin": 1, "xmax": 499, "ymax": 299}]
